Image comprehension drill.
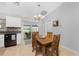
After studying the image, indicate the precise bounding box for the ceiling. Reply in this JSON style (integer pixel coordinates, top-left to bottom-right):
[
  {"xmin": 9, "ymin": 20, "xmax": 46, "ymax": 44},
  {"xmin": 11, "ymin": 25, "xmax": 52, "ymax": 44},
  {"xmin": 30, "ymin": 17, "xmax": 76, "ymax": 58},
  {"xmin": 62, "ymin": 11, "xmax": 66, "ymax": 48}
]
[{"xmin": 0, "ymin": 2, "xmax": 63, "ymax": 22}]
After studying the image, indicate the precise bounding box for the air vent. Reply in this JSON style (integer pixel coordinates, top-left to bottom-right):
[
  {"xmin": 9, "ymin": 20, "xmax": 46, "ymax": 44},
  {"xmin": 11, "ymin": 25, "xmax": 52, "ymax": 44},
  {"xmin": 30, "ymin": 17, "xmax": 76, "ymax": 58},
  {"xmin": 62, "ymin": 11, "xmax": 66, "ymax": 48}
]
[
  {"xmin": 40, "ymin": 10, "xmax": 47, "ymax": 15},
  {"xmin": 13, "ymin": 2, "xmax": 20, "ymax": 6}
]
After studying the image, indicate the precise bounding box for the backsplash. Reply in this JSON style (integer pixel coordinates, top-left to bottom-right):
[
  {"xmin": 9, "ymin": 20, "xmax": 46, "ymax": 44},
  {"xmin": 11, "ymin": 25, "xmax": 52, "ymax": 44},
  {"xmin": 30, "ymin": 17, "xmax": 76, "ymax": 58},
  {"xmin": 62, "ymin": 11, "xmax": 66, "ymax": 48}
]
[{"xmin": 6, "ymin": 27, "xmax": 21, "ymax": 31}]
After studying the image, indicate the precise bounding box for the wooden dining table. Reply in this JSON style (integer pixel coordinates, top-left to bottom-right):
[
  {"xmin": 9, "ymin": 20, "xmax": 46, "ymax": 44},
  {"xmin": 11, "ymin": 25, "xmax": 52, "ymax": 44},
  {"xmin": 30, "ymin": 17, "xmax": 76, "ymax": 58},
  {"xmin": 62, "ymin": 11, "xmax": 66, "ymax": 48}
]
[{"xmin": 36, "ymin": 36, "xmax": 54, "ymax": 56}]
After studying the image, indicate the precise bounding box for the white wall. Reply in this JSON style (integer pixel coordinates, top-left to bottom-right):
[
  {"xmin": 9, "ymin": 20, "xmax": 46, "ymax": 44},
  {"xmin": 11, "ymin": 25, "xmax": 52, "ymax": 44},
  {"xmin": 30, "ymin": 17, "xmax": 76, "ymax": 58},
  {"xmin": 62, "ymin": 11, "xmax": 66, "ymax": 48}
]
[
  {"xmin": 45, "ymin": 21, "xmax": 61, "ymax": 35},
  {"xmin": 22, "ymin": 19, "xmax": 39, "ymax": 25},
  {"xmin": 45, "ymin": 2, "xmax": 79, "ymax": 52}
]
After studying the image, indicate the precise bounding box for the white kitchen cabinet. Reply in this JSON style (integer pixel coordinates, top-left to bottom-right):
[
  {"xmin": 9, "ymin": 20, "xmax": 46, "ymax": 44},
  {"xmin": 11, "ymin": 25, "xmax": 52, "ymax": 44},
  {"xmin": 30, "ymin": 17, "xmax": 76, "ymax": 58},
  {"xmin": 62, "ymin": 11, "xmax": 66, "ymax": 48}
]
[
  {"xmin": 6, "ymin": 16, "xmax": 21, "ymax": 27},
  {"xmin": 0, "ymin": 34, "xmax": 4, "ymax": 47},
  {"xmin": 17, "ymin": 33, "xmax": 22, "ymax": 44}
]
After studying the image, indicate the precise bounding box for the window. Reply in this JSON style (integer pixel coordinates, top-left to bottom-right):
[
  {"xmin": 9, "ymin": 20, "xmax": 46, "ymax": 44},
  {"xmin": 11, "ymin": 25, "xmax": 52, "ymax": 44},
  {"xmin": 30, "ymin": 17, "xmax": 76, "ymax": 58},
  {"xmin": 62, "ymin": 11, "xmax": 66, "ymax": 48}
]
[{"xmin": 32, "ymin": 25, "xmax": 38, "ymax": 32}]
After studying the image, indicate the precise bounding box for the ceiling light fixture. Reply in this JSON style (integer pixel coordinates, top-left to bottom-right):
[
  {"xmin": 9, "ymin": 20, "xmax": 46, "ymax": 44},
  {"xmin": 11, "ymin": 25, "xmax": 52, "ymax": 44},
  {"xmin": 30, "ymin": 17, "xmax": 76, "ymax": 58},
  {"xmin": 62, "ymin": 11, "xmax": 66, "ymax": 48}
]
[
  {"xmin": 34, "ymin": 14, "xmax": 45, "ymax": 21},
  {"xmin": 34, "ymin": 4, "xmax": 46, "ymax": 21}
]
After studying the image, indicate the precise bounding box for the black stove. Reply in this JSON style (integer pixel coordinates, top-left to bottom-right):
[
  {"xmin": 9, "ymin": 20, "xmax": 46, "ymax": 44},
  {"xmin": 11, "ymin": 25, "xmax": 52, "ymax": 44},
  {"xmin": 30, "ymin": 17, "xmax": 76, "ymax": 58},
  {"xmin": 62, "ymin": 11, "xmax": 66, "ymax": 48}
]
[{"xmin": 4, "ymin": 33, "xmax": 17, "ymax": 47}]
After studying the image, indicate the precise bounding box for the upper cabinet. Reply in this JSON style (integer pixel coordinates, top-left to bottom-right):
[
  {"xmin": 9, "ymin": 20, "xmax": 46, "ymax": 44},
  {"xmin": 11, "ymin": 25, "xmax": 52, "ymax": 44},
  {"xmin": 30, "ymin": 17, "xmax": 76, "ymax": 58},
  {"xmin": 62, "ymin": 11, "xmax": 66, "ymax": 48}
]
[
  {"xmin": 0, "ymin": 19, "xmax": 6, "ymax": 29},
  {"xmin": 6, "ymin": 16, "xmax": 21, "ymax": 27}
]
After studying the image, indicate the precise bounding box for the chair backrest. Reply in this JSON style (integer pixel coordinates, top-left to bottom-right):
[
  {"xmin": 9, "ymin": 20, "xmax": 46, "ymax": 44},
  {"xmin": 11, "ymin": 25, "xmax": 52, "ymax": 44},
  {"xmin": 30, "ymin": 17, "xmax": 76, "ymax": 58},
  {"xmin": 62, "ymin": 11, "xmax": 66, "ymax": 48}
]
[
  {"xmin": 32, "ymin": 32, "xmax": 39, "ymax": 39},
  {"xmin": 32, "ymin": 32, "xmax": 39, "ymax": 47},
  {"xmin": 47, "ymin": 32, "xmax": 53, "ymax": 39},
  {"xmin": 51, "ymin": 34, "xmax": 60, "ymax": 49}
]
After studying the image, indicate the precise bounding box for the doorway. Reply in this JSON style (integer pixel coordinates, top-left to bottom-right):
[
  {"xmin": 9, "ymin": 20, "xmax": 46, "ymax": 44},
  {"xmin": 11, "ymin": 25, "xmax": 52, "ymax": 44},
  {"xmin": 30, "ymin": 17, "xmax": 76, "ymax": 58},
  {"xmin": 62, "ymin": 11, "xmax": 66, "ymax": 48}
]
[
  {"xmin": 22, "ymin": 24, "xmax": 38, "ymax": 45},
  {"xmin": 22, "ymin": 25, "xmax": 32, "ymax": 45}
]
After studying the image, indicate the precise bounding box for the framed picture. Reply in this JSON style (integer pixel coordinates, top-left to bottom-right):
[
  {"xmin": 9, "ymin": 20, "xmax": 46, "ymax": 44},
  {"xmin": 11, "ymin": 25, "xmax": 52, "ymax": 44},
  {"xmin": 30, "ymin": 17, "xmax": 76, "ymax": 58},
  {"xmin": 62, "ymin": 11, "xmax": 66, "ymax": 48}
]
[{"xmin": 53, "ymin": 20, "xmax": 59, "ymax": 27}]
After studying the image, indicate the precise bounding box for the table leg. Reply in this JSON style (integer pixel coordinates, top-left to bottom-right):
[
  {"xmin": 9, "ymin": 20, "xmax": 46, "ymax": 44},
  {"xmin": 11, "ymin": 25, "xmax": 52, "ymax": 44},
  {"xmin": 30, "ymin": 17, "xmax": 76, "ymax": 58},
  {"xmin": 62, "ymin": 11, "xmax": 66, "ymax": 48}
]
[
  {"xmin": 42, "ymin": 46, "xmax": 45, "ymax": 56},
  {"xmin": 35, "ymin": 40, "xmax": 38, "ymax": 56}
]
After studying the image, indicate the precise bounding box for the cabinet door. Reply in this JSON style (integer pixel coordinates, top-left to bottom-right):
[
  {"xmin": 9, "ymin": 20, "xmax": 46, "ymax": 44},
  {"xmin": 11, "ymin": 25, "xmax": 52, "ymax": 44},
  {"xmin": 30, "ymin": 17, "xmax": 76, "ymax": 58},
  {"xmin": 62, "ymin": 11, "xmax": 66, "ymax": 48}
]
[
  {"xmin": 13, "ymin": 19, "xmax": 21, "ymax": 27},
  {"xmin": 0, "ymin": 35, "xmax": 4, "ymax": 47},
  {"xmin": 17, "ymin": 34, "xmax": 22, "ymax": 44},
  {"xmin": 6, "ymin": 16, "xmax": 21, "ymax": 27}
]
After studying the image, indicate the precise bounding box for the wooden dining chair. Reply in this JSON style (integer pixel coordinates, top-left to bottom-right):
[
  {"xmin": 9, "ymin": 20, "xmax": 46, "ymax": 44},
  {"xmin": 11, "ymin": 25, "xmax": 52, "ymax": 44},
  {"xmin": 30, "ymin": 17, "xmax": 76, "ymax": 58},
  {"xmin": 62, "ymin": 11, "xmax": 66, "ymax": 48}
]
[
  {"xmin": 32, "ymin": 32, "xmax": 39, "ymax": 52},
  {"xmin": 35, "ymin": 35, "xmax": 42, "ymax": 56},
  {"xmin": 47, "ymin": 32, "xmax": 53, "ymax": 39},
  {"xmin": 46, "ymin": 34, "xmax": 60, "ymax": 56},
  {"xmin": 46, "ymin": 32, "xmax": 53, "ymax": 47}
]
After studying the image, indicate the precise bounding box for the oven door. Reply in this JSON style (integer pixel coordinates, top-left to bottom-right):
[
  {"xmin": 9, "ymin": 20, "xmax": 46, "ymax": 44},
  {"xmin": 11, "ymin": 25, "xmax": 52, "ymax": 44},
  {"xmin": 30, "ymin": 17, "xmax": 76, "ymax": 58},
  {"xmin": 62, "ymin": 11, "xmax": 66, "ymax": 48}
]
[{"xmin": 4, "ymin": 34, "xmax": 16, "ymax": 47}]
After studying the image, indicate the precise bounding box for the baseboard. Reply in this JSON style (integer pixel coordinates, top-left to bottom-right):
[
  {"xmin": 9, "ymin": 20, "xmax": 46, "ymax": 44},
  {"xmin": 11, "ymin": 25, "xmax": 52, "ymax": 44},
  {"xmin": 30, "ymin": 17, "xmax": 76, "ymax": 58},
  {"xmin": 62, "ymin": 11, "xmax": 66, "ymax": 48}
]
[{"xmin": 60, "ymin": 45, "xmax": 79, "ymax": 55}]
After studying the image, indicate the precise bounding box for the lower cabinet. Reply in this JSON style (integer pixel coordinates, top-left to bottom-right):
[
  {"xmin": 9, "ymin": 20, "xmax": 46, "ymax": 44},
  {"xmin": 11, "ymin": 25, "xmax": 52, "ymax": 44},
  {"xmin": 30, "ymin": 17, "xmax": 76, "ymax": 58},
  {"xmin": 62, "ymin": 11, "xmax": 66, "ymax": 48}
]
[
  {"xmin": 0, "ymin": 34, "xmax": 4, "ymax": 47},
  {"xmin": 17, "ymin": 33, "xmax": 22, "ymax": 44}
]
